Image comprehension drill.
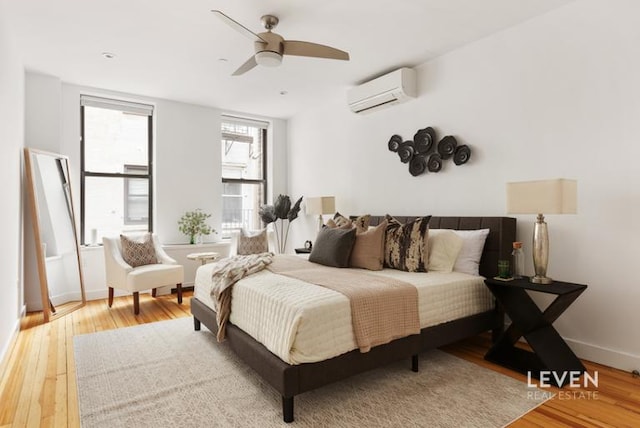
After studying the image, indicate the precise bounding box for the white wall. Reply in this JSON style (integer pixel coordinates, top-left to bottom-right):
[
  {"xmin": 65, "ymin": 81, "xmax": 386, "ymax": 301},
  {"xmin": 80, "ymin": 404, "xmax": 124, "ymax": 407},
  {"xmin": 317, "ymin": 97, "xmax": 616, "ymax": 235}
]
[
  {"xmin": 23, "ymin": 76, "xmax": 288, "ymax": 303},
  {"xmin": 0, "ymin": 5, "xmax": 25, "ymax": 366},
  {"xmin": 288, "ymin": 0, "xmax": 640, "ymax": 371}
]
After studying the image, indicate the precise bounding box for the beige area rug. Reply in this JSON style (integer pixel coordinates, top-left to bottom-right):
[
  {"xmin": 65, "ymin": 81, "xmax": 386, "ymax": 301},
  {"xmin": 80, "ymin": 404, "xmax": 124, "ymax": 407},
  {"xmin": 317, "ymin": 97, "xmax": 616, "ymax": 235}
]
[{"xmin": 74, "ymin": 317, "xmax": 548, "ymax": 427}]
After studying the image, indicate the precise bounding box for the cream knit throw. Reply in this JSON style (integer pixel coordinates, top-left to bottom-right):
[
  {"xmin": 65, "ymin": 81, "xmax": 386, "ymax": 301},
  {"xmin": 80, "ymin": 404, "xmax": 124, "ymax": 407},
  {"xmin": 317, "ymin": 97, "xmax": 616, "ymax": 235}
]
[{"xmin": 210, "ymin": 252, "xmax": 274, "ymax": 341}]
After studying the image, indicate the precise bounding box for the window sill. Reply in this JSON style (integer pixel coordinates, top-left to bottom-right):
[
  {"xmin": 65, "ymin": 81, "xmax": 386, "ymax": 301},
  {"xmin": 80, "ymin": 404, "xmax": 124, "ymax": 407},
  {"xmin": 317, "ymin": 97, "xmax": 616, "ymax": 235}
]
[{"xmin": 162, "ymin": 242, "xmax": 230, "ymax": 250}]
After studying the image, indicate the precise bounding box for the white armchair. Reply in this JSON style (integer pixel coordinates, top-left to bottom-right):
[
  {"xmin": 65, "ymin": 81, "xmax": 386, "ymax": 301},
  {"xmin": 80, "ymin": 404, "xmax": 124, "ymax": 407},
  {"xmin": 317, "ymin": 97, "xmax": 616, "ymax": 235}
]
[{"xmin": 103, "ymin": 234, "xmax": 184, "ymax": 315}]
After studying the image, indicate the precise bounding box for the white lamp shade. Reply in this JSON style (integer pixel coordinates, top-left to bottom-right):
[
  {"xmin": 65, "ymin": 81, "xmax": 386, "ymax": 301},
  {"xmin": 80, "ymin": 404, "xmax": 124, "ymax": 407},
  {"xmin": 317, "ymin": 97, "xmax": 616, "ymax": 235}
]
[
  {"xmin": 506, "ymin": 179, "xmax": 577, "ymax": 214},
  {"xmin": 305, "ymin": 196, "xmax": 336, "ymax": 215}
]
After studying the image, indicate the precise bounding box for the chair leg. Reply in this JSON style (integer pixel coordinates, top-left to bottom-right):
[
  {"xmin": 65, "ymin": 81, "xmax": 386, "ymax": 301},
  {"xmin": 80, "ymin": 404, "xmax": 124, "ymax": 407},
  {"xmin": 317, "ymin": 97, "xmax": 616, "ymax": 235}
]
[
  {"xmin": 108, "ymin": 287, "xmax": 114, "ymax": 307},
  {"xmin": 177, "ymin": 283, "xmax": 183, "ymax": 304},
  {"xmin": 133, "ymin": 292, "xmax": 140, "ymax": 315},
  {"xmin": 152, "ymin": 288, "xmax": 157, "ymax": 298}
]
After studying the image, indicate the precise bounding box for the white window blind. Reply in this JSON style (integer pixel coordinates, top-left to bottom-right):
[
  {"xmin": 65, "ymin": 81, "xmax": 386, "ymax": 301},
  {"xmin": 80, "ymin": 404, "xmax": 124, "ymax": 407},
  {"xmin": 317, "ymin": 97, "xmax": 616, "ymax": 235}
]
[
  {"xmin": 222, "ymin": 115, "xmax": 269, "ymax": 129},
  {"xmin": 80, "ymin": 95, "xmax": 154, "ymax": 116}
]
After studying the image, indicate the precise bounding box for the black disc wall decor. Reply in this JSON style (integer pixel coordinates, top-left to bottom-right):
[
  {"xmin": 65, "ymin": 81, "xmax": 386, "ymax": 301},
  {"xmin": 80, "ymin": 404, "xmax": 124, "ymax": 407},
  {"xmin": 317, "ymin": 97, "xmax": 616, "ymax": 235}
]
[
  {"xmin": 437, "ymin": 136, "xmax": 457, "ymax": 159},
  {"xmin": 409, "ymin": 155, "xmax": 427, "ymax": 176},
  {"xmin": 397, "ymin": 141, "xmax": 415, "ymax": 163},
  {"xmin": 413, "ymin": 127, "xmax": 435, "ymax": 154},
  {"xmin": 386, "ymin": 127, "xmax": 472, "ymax": 177},
  {"xmin": 388, "ymin": 134, "xmax": 402, "ymax": 152},
  {"xmin": 453, "ymin": 145, "xmax": 471, "ymax": 165},
  {"xmin": 427, "ymin": 153, "xmax": 443, "ymax": 172}
]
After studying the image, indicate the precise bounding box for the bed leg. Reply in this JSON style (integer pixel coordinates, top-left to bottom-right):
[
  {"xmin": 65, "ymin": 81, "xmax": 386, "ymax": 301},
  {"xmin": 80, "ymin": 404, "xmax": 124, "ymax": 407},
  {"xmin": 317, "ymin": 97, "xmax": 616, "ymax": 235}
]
[
  {"xmin": 411, "ymin": 354, "xmax": 419, "ymax": 372},
  {"xmin": 282, "ymin": 396, "xmax": 294, "ymax": 423},
  {"xmin": 193, "ymin": 317, "xmax": 201, "ymax": 331}
]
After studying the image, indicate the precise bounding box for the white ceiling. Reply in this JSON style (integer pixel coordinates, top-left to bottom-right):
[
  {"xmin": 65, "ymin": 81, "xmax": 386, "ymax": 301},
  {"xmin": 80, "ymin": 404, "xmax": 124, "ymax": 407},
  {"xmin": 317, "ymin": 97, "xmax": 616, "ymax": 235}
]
[{"xmin": 3, "ymin": 0, "xmax": 572, "ymax": 118}]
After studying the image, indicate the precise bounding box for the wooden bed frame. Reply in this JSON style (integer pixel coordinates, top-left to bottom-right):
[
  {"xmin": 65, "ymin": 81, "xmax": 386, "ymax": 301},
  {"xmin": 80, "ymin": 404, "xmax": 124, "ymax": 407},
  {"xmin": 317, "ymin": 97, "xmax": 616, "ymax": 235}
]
[{"xmin": 191, "ymin": 216, "xmax": 516, "ymax": 422}]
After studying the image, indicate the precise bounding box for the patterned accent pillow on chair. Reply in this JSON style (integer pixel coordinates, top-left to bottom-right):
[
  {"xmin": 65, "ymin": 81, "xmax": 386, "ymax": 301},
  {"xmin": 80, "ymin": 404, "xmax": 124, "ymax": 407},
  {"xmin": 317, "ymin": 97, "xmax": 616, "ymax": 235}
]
[
  {"xmin": 120, "ymin": 233, "xmax": 158, "ymax": 267},
  {"xmin": 384, "ymin": 215, "xmax": 431, "ymax": 272},
  {"xmin": 237, "ymin": 229, "xmax": 269, "ymax": 255}
]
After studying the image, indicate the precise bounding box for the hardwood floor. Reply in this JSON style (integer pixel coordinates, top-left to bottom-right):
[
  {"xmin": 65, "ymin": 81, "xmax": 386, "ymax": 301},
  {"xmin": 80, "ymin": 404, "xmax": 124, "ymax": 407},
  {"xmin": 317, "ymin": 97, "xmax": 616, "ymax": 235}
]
[{"xmin": 1, "ymin": 291, "xmax": 639, "ymax": 427}]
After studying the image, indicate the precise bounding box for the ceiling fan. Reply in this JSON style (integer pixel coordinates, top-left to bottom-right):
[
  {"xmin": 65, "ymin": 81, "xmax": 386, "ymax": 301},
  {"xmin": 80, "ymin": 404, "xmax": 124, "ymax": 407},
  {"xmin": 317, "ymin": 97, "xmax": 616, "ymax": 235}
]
[{"xmin": 212, "ymin": 10, "xmax": 350, "ymax": 76}]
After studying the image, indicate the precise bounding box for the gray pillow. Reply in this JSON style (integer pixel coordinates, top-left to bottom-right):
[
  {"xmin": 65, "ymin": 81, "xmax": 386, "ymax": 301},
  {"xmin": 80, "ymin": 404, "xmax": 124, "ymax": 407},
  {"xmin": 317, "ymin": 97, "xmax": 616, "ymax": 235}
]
[{"xmin": 309, "ymin": 227, "xmax": 356, "ymax": 268}]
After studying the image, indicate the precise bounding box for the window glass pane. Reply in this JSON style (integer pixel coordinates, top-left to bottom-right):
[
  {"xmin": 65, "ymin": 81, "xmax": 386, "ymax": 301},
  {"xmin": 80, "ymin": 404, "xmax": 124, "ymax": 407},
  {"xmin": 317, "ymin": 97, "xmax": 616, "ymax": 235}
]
[
  {"xmin": 221, "ymin": 123, "xmax": 263, "ymax": 180},
  {"xmin": 221, "ymin": 182, "xmax": 263, "ymax": 237},
  {"xmin": 84, "ymin": 106, "xmax": 148, "ymax": 174},
  {"xmin": 84, "ymin": 176, "xmax": 149, "ymax": 243},
  {"xmin": 124, "ymin": 177, "xmax": 149, "ymax": 225}
]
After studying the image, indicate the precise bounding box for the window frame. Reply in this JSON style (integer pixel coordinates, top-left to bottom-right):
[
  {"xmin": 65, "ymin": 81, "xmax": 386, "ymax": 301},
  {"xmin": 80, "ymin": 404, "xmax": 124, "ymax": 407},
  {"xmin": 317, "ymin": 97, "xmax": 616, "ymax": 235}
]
[
  {"xmin": 80, "ymin": 99, "xmax": 154, "ymax": 245},
  {"xmin": 221, "ymin": 122, "xmax": 268, "ymax": 235}
]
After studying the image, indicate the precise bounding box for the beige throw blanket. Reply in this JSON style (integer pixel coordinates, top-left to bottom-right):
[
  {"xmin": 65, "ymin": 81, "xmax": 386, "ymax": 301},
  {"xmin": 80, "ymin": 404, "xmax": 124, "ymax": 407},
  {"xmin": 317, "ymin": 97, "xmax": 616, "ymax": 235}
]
[
  {"xmin": 210, "ymin": 253, "xmax": 273, "ymax": 341},
  {"xmin": 268, "ymin": 256, "xmax": 420, "ymax": 352}
]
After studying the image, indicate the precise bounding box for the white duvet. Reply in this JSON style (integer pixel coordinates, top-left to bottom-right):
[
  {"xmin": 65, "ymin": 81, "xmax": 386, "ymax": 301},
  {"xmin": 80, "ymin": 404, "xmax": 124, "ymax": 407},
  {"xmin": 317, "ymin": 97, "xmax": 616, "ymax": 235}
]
[{"xmin": 194, "ymin": 264, "xmax": 493, "ymax": 365}]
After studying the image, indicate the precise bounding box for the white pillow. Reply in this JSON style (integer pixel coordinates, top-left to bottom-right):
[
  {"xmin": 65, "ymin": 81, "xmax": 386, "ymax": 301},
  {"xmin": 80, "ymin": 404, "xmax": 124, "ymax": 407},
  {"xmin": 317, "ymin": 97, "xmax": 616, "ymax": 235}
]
[
  {"xmin": 448, "ymin": 229, "xmax": 490, "ymax": 276},
  {"xmin": 428, "ymin": 230, "xmax": 464, "ymax": 272}
]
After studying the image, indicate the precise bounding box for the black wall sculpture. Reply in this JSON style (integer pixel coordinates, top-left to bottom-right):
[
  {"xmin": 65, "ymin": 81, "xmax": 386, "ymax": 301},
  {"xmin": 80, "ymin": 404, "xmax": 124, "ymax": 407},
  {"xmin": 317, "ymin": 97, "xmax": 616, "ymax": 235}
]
[{"xmin": 388, "ymin": 127, "xmax": 471, "ymax": 177}]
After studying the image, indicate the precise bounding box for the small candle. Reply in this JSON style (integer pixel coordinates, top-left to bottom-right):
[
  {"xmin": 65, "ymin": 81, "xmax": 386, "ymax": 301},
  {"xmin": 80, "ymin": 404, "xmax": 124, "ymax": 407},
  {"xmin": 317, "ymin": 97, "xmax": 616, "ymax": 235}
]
[{"xmin": 90, "ymin": 229, "xmax": 97, "ymax": 245}]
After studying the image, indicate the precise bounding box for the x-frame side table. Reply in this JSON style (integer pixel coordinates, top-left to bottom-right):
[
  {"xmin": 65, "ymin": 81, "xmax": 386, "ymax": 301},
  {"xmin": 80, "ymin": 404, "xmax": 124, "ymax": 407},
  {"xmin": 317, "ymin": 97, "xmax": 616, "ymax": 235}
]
[{"xmin": 484, "ymin": 277, "xmax": 587, "ymax": 387}]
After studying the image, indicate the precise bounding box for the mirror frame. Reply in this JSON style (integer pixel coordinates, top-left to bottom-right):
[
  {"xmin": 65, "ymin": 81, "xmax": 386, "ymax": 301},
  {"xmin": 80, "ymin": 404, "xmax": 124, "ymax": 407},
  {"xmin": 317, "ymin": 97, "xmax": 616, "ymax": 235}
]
[{"xmin": 24, "ymin": 147, "xmax": 86, "ymax": 322}]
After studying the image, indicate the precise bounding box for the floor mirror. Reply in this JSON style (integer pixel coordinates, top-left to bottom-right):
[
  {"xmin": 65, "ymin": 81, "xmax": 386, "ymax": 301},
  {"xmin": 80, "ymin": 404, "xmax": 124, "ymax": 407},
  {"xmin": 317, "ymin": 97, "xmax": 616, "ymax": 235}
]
[{"xmin": 24, "ymin": 148, "xmax": 86, "ymax": 322}]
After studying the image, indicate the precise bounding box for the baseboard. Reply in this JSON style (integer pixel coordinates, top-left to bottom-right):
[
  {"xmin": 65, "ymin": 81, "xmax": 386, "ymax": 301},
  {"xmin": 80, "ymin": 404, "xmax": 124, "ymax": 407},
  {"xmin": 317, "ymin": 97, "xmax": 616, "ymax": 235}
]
[
  {"xmin": 0, "ymin": 316, "xmax": 22, "ymax": 385},
  {"xmin": 84, "ymin": 289, "xmax": 152, "ymax": 301},
  {"xmin": 565, "ymin": 338, "xmax": 640, "ymax": 373},
  {"xmin": 505, "ymin": 320, "xmax": 639, "ymax": 373},
  {"xmin": 84, "ymin": 283, "xmax": 194, "ymax": 301}
]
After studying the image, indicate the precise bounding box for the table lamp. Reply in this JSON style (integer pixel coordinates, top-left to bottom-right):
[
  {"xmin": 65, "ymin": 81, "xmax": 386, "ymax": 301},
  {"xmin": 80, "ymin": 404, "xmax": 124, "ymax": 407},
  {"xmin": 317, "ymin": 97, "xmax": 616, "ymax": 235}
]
[
  {"xmin": 305, "ymin": 196, "xmax": 336, "ymax": 231},
  {"xmin": 506, "ymin": 179, "xmax": 577, "ymax": 284}
]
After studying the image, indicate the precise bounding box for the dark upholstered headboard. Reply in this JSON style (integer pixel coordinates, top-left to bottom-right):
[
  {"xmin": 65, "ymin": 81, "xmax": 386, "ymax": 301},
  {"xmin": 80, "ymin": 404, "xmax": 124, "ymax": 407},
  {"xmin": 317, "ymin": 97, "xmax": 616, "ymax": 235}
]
[{"xmin": 366, "ymin": 216, "xmax": 516, "ymax": 278}]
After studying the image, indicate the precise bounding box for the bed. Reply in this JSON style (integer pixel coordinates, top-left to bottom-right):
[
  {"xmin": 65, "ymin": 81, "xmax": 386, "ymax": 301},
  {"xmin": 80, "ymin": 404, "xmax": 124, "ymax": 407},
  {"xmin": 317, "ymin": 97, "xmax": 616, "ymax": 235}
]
[{"xmin": 190, "ymin": 216, "xmax": 516, "ymax": 422}]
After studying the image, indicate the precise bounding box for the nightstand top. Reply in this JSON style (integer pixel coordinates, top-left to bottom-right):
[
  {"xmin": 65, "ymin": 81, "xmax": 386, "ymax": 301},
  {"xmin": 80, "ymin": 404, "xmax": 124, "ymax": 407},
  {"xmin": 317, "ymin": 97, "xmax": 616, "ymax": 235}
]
[{"xmin": 485, "ymin": 276, "xmax": 587, "ymax": 295}]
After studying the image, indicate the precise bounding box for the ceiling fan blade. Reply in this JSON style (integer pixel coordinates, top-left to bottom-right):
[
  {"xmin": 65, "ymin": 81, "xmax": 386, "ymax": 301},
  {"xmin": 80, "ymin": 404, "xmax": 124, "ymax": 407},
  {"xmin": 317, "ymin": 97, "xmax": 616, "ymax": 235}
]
[
  {"xmin": 232, "ymin": 55, "xmax": 258, "ymax": 76},
  {"xmin": 211, "ymin": 10, "xmax": 266, "ymax": 43},
  {"xmin": 283, "ymin": 40, "xmax": 349, "ymax": 61}
]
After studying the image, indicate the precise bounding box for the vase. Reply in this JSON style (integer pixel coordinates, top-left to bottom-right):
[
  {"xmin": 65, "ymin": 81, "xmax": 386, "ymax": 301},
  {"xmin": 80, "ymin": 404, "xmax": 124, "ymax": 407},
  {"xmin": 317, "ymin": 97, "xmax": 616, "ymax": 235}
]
[{"xmin": 190, "ymin": 235, "xmax": 195, "ymax": 245}]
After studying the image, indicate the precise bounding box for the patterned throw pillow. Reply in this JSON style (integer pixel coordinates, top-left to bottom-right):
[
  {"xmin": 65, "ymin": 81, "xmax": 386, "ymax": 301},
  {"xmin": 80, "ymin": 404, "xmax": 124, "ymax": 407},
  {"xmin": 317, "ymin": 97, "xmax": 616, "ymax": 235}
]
[
  {"xmin": 351, "ymin": 214, "xmax": 371, "ymax": 234},
  {"xmin": 326, "ymin": 218, "xmax": 353, "ymax": 230},
  {"xmin": 333, "ymin": 212, "xmax": 353, "ymax": 229},
  {"xmin": 237, "ymin": 229, "xmax": 269, "ymax": 255},
  {"xmin": 334, "ymin": 212, "xmax": 371, "ymax": 233},
  {"xmin": 384, "ymin": 215, "xmax": 431, "ymax": 272},
  {"xmin": 120, "ymin": 233, "xmax": 158, "ymax": 267}
]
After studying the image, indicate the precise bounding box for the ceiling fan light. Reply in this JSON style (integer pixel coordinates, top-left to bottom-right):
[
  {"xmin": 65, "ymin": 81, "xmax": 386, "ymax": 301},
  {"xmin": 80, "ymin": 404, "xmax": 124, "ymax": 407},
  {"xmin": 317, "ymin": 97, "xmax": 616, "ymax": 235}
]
[{"xmin": 255, "ymin": 51, "xmax": 282, "ymax": 67}]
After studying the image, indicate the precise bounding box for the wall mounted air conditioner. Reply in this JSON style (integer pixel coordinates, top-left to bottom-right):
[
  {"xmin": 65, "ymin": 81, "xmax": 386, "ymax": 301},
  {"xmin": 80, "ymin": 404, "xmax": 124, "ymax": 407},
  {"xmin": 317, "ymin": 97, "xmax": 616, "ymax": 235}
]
[{"xmin": 347, "ymin": 67, "xmax": 417, "ymax": 114}]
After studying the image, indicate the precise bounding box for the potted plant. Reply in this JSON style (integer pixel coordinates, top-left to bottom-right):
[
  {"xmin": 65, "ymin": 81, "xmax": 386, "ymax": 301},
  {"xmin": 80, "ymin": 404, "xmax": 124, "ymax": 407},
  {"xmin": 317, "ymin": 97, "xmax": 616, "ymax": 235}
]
[
  {"xmin": 259, "ymin": 194, "xmax": 303, "ymax": 253},
  {"xmin": 178, "ymin": 209, "xmax": 214, "ymax": 244}
]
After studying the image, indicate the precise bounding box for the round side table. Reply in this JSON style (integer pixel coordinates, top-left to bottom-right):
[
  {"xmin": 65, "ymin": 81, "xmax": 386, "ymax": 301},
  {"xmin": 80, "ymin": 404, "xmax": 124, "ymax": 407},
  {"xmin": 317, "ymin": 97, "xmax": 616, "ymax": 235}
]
[{"xmin": 187, "ymin": 251, "xmax": 219, "ymax": 265}]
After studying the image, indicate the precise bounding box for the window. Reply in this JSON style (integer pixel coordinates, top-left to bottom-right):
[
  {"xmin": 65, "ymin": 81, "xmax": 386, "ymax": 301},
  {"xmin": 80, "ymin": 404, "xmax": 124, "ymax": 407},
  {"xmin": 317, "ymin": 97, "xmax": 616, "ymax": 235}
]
[
  {"xmin": 80, "ymin": 96, "xmax": 153, "ymax": 245},
  {"xmin": 221, "ymin": 116, "xmax": 267, "ymax": 237}
]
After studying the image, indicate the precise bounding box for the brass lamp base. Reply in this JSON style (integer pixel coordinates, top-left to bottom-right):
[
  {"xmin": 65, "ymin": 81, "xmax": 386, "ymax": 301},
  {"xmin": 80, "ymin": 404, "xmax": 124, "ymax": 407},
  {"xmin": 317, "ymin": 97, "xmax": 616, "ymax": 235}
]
[
  {"xmin": 531, "ymin": 275, "xmax": 553, "ymax": 284},
  {"xmin": 531, "ymin": 213, "xmax": 553, "ymax": 285}
]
